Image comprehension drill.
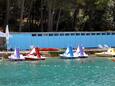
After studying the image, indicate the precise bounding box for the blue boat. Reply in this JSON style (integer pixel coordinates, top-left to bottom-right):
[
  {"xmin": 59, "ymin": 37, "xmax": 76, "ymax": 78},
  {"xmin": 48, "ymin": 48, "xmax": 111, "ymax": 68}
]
[
  {"xmin": 74, "ymin": 45, "xmax": 88, "ymax": 58},
  {"xmin": 60, "ymin": 46, "xmax": 76, "ymax": 59},
  {"xmin": 60, "ymin": 45, "xmax": 88, "ymax": 59}
]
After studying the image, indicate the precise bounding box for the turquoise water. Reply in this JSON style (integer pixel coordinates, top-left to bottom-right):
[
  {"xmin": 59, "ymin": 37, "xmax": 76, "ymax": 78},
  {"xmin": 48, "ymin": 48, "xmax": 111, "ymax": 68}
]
[{"xmin": 0, "ymin": 57, "xmax": 115, "ymax": 86}]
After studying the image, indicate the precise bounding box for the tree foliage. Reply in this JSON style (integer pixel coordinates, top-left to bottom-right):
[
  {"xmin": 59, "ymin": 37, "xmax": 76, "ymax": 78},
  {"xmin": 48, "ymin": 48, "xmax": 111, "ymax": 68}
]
[{"xmin": 0, "ymin": 0, "xmax": 114, "ymax": 32}]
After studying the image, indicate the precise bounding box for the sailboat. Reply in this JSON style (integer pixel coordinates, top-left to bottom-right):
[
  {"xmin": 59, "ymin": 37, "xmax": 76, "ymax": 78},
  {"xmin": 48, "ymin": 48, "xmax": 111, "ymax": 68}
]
[
  {"xmin": 74, "ymin": 45, "xmax": 88, "ymax": 58},
  {"xmin": 60, "ymin": 46, "xmax": 75, "ymax": 59},
  {"xmin": 8, "ymin": 48, "xmax": 25, "ymax": 61},
  {"xmin": 25, "ymin": 47, "xmax": 46, "ymax": 60}
]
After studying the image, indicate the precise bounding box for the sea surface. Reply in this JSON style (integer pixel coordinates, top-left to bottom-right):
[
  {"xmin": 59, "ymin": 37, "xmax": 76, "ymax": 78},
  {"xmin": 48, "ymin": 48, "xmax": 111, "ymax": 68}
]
[{"xmin": 0, "ymin": 57, "xmax": 115, "ymax": 86}]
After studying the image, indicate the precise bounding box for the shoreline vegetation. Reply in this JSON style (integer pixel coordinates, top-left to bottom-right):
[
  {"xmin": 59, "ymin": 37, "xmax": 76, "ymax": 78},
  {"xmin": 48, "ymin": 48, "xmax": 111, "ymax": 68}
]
[{"xmin": 0, "ymin": 0, "xmax": 115, "ymax": 32}]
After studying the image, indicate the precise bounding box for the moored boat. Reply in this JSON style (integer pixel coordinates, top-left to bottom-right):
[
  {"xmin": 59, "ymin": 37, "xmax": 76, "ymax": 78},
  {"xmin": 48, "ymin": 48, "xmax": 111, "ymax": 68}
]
[
  {"xmin": 25, "ymin": 47, "xmax": 46, "ymax": 61},
  {"xmin": 60, "ymin": 46, "xmax": 76, "ymax": 59},
  {"xmin": 74, "ymin": 45, "xmax": 88, "ymax": 58},
  {"xmin": 8, "ymin": 48, "xmax": 25, "ymax": 61},
  {"xmin": 95, "ymin": 48, "xmax": 115, "ymax": 57},
  {"xmin": 60, "ymin": 45, "xmax": 88, "ymax": 59}
]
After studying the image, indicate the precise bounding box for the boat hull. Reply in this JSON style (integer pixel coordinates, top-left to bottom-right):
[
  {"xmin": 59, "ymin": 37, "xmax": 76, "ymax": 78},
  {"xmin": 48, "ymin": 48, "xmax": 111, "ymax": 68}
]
[
  {"xmin": 77, "ymin": 56, "xmax": 88, "ymax": 58},
  {"xmin": 60, "ymin": 56, "xmax": 77, "ymax": 59},
  {"xmin": 95, "ymin": 53, "xmax": 115, "ymax": 57},
  {"xmin": 9, "ymin": 59, "xmax": 25, "ymax": 61},
  {"xmin": 60, "ymin": 56, "xmax": 88, "ymax": 59},
  {"xmin": 25, "ymin": 57, "xmax": 45, "ymax": 61}
]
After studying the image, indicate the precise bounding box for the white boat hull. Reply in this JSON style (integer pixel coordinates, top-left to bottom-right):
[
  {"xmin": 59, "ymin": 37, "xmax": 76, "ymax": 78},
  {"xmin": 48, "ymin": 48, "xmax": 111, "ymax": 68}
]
[
  {"xmin": 8, "ymin": 55, "xmax": 25, "ymax": 61},
  {"xmin": 95, "ymin": 53, "xmax": 115, "ymax": 57},
  {"xmin": 25, "ymin": 57, "xmax": 45, "ymax": 61},
  {"xmin": 25, "ymin": 55, "xmax": 46, "ymax": 61},
  {"xmin": 60, "ymin": 54, "xmax": 88, "ymax": 59}
]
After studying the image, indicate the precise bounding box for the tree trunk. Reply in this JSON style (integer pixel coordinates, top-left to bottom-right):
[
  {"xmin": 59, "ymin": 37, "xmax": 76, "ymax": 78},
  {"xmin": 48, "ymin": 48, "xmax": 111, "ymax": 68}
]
[
  {"xmin": 47, "ymin": 0, "xmax": 55, "ymax": 32},
  {"xmin": 41, "ymin": 0, "xmax": 44, "ymax": 32},
  {"xmin": 48, "ymin": 2, "xmax": 52, "ymax": 32},
  {"xmin": 56, "ymin": 8, "xmax": 61, "ymax": 31},
  {"xmin": 28, "ymin": 0, "xmax": 34, "ymax": 32},
  {"xmin": 73, "ymin": 8, "xmax": 78, "ymax": 31},
  {"xmin": 6, "ymin": 0, "xmax": 10, "ymax": 25},
  {"xmin": 73, "ymin": 7, "xmax": 79, "ymax": 31},
  {"xmin": 19, "ymin": 0, "xmax": 25, "ymax": 32}
]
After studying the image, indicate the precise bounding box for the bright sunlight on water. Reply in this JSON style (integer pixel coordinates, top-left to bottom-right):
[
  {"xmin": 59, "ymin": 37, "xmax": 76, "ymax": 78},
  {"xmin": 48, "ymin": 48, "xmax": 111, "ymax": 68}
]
[{"xmin": 0, "ymin": 57, "xmax": 115, "ymax": 86}]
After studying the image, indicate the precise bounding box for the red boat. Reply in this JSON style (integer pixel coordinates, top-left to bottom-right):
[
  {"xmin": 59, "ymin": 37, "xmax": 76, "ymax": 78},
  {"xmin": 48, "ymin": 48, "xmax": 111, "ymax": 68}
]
[
  {"xmin": 39, "ymin": 48, "xmax": 59, "ymax": 51},
  {"xmin": 25, "ymin": 48, "xmax": 46, "ymax": 61}
]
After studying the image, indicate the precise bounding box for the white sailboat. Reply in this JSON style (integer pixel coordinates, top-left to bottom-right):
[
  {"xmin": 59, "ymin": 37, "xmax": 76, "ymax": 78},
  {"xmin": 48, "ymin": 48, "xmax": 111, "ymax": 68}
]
[{"xmin": 8, "ymin": 48, "xmax": 25, "ymax": 61}]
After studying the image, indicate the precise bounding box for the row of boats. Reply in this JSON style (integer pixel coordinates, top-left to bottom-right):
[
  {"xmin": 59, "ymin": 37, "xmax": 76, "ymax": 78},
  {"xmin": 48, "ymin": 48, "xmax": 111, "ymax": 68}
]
[
  {"xmin": 60, "ymin": 45, "xmax": 88, "ymax": 59},
  {"xmin": 6, "ymin": 45, "xmax": 115, "ymax": 61},
  {"xmin": 8, "ymin": 48, "xmax": 46, "ymax": 61},
  {"xmin": 8, "ymin": 45, "xmax": 88, "ymax": 61}
]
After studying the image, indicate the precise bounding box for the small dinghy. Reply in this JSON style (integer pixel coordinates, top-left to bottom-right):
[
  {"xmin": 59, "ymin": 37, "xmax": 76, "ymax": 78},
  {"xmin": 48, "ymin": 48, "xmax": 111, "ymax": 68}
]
[
  {"xmin": 8, "ymin": 48, "xmax": 25, "ymax": 61},
  {"xmin": 25, "ymin": 47, "xmax": 46, "ymax": 61},
  {"xmin": 74, "ymin": 45, "xmax": 88, "ymax": 58}
]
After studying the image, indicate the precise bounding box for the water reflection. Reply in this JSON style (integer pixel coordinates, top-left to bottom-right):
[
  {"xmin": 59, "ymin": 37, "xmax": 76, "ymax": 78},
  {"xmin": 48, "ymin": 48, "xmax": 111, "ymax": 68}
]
[{"xmin": 63, "ymin": 57, "xmax": 97, "ymax": 65}]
